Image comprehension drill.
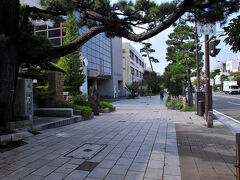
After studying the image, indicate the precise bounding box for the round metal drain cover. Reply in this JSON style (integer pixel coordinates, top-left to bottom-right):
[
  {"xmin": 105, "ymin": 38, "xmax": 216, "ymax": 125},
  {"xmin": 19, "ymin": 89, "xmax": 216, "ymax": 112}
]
[{"xmin": 83, "ymin": 149, "xmax": 93, "ymax": 152}]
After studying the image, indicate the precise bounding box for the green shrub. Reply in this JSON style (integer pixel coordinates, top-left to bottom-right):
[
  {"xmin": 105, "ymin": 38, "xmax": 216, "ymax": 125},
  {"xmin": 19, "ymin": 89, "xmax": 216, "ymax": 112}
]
[
  {"xmin": 78, "ymin": 106, "xmax": 92, "ymax": 118},
  {"xmin": 72, "ymin": 94, "xmax": 88, "ymax": 106},
  {"xmin": 59, "ymin": 101, "xmax": 92, "ymax": 118},
  {"xmin": 165, "ymin": 97, "xmax": 183, "ymax": 109},
  {"xmin": 100, "ymin": 101, "xmax": 113, "ymax": 109},
  {"xmin": 181, "ymin": 105, "xmax": 195, "ymax": 112},
  {"xmin": 63, "ymin": 86, "xmax": 75, "ymax": 91},
  {"xmin": 35, "ymin": 86, "xmax": 48, "ymax": 90}
]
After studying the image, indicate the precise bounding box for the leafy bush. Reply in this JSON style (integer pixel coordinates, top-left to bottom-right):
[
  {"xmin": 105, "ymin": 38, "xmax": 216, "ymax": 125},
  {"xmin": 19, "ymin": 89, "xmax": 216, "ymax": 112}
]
[
  {"xmin": 35, "ymin": 86, "xmax": 48, "ymax": 90},
  {"xmin": 100, "ymin": 101, "xmax": 113, "ymax": 109},
  {"xmin": 63, "ymin": 86, "xmax": 75, "ymax": 91},
  {"xmin": 181, "ymin": 105, "xmax": 195, "ymax": 112},
  {"xmin": 59, "ymin": 101, "xmax": 92, "ymax": 118},
  {"xmin": 72, "ymin": 94, "xmax": 88, "ymax": 106},
  {"xmin": 125, "ymin": 81, "xmax": 139, "ymax": 98},
  {"xmin": 165, "ymin": 97, "xmax": 183, "ymax": 110}
]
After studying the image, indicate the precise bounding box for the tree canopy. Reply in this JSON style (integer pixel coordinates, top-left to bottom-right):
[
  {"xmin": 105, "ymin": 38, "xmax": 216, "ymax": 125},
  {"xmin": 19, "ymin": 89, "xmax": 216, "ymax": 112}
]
[
  {"xmin": 222, "ymin": 15, "xmax": 240, "ymax": 53},
  {"xmin": 140, "ymin": 42, "xmax": 159, "ymax": 72},
  {"xmin": 164, "ymin": 25, "xmax": 203, "ymax": 102}
]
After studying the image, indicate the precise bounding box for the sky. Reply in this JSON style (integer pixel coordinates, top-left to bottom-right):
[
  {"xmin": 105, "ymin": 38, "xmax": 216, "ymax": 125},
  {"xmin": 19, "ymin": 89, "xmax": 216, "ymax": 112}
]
[{"xmin": 120, "ymin": 0, "xmax": 240, "ymax": 75}]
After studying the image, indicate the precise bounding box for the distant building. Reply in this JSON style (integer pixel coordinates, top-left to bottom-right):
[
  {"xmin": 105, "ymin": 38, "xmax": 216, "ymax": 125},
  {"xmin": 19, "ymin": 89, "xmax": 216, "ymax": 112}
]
[
  {"xmin": 214, "ymin": 62, "xmax": 226, "ymax": 73},
  {"xmin": 122, "ymin": 43, "xmax": 146, "ymax": 87},
  {"xmin": 226, "ymin": 59, "xmax": 240, "ymax": 73}
]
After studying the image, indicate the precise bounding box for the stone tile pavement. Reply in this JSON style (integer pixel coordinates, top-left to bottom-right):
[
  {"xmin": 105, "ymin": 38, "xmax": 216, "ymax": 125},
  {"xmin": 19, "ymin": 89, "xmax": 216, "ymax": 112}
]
[{"xmin": 0, "ymin": 96, "xmax": 237, "ymax": 180}]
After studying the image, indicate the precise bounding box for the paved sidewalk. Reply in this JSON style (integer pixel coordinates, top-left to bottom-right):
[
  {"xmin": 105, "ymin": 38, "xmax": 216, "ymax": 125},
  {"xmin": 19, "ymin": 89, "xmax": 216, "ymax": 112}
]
[{"xmin": 0, "ymin": 96, "xmax": 236, "ymax": 180}]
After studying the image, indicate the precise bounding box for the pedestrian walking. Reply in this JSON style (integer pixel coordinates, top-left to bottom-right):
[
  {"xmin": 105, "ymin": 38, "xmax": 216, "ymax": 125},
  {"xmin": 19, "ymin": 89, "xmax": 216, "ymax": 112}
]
[{"xmin": 160, "ymin": 89, "xmax": 164, "ymax": 100}]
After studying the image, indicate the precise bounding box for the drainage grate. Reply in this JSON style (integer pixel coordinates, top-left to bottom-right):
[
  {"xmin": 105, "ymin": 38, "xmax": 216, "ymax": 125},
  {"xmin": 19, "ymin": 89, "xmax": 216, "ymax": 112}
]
[
  {"xmin": 65, "ymin": 143, "xmax": 107, "ymax": 160},
  {"xmin": 76, "ymin": 161, "xmax": 99, "ymax": 171},
  {"xmin": 153, "ymin": 111, "xmax": 159, "ymax": 112},
  {"xmin": 119, "ymin": 120, "xmax": 126, "ymax": 122}
]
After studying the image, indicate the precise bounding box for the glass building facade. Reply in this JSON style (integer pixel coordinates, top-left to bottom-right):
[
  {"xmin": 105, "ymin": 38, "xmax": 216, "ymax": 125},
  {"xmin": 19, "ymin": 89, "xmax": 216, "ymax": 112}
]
[{"xmin": 80, "ymin": 26, "xmax": 112, "ymax": 77}]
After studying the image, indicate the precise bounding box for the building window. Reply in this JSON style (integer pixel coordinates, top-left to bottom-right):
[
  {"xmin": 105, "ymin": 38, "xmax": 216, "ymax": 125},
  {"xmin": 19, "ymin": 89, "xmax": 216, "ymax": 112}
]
[
  {"xmin": 130, "ymin": 50, "xmax": 134, "ymax": 60},
  {"xmin": 135, "ymin": 55, "xmax": 138, "ymax": 63},
  {"xmin": 131, "ymin": 67, "xmax": 134, "ymax": 75},
  {"xmin": 135, "ymin": 69, "xmax": 138, "ymax": 77}
]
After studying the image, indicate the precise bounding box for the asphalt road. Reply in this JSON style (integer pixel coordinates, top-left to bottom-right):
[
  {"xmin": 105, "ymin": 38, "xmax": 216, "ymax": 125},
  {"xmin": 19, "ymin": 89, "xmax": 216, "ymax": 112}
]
[{"xmin": 213, "ymin": 92, "xmax": 240, "ymax": 121}]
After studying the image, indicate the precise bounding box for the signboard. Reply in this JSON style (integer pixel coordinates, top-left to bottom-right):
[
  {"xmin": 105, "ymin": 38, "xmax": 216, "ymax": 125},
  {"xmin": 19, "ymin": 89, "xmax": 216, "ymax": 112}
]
[
  {"xmin": 197, "ymin": 22, "xmax": 216, "ymax": 35},
  {"xmin": 82, "ymin": 57, "xmax": 88, "ymax": 67}
]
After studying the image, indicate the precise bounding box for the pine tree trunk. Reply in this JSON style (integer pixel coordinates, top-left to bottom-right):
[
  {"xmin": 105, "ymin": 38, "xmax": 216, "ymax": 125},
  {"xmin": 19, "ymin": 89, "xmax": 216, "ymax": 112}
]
[
  {"xmin": 187, "ymin": 69, "xmax": 193, "ymax": 107},
  {"xmin": 0, "ymin": 45, "xmax": 19, "ymax": 129}
]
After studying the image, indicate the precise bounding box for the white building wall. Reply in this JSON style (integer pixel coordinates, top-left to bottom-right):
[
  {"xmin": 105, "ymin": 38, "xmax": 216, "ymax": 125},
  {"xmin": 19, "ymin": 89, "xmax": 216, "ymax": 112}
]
[
  {"xmin": 122, "ymin": 43, "xmax": 145, "ymax": 87},
  {"xmin": 226, "ymin": 59, "xmax": 240, "ymax": 73}
]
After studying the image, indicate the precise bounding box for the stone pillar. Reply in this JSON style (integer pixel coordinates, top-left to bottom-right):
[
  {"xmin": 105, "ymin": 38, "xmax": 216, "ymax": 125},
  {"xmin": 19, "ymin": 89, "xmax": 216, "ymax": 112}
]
[
  {"xmin": 89, "ymin": 86, "xmax": 100, "ymax": 115},
  {"xmin": 48, "ymin": 71, "xmax": 63, "ymax": 101}
]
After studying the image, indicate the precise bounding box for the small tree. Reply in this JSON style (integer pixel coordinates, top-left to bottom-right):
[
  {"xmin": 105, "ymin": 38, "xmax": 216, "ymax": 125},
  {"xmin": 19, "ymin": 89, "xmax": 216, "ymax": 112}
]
[
  {"xmin": 233, "ymin": 72, "xmax": 240, "ymax": 86},
  {"xmin": 140, "ymin": 42, "xmax": 159, "ymax": 72},
  {"xmin": 58, "ymin": 13, "xmax": 85, "ymax": 93},
  {"xmin": 210, "ymin": 69, "xmax": 220, "ymax": 91},
  {"xmin": 125, "ymin": 81, "xmax": 139, "ymax": 98},
  {"xmin": 165, "ymin": 25, "xmax": 203, "ymax": 106},
  {"xmin": 143, "ymin": 71, "xmax": 163, "ymax": 93}
]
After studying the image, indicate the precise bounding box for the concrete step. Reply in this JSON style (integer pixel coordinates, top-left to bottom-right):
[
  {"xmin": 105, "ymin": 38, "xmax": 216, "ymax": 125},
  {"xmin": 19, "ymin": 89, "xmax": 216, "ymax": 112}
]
[
  {"xmin": 34, "ymin": 108, "xmax": 73, "ymax": 117},
  {"xmin": 32, "ymin": 116, "xmax": 83, "ymax": 131}
]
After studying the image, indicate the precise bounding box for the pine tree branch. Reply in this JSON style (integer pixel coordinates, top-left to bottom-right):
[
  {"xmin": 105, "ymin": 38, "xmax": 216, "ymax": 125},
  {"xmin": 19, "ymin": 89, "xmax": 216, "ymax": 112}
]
[{"xmin": 23, "ymin": 25, "xmax": 106, "ymax": 63}]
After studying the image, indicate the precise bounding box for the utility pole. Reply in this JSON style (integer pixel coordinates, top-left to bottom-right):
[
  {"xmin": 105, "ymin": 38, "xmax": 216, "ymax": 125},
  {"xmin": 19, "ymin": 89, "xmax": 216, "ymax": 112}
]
[{"xmin": 204, "ymin": 35, "xmax": 210, "ymax": 121}]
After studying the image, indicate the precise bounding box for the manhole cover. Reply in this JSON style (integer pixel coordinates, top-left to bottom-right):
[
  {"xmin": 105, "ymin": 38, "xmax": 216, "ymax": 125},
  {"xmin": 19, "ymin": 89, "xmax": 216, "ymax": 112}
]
[
  {"xmin": 76, "ymin": 161, "xmax": 99, "ymax": 171},
  {"xmin": 153, "ymin": 111, "xmax": 159, "ymax": 112},
  {"xmin": 65, "ymin": 143, "xmax": 107, "ymax": 160}
]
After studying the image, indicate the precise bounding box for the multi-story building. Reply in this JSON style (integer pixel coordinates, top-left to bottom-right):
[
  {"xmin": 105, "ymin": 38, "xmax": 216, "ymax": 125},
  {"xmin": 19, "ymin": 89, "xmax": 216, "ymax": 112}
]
[
  {"xmin": 226, "ymin": 59, "xmax": 240, "ymax": 73},
  {"xmin": 34, "ymin": 22, "xmax": 124, "ymax": 97},
  {"xmin": 122, "ymin": 43, "xmax": 146, "ymax": 87}
]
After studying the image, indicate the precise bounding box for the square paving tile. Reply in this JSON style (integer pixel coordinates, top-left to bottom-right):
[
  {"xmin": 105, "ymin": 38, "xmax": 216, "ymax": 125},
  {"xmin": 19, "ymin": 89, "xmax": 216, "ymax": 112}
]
[
  {"xmin": 109, "ymin": 165, "xmax": 129, "ymax": 175},
  {"xmin": 87, "ymin": 167, "xmax": 110, "ymax": 178},
  {"xmin": 64, "ymin": 170, "xmax": 89, "ymax": 180}
]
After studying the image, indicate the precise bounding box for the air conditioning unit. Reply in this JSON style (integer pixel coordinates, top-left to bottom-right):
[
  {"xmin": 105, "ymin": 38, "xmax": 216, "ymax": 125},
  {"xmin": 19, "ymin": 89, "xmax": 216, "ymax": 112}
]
[{"xmin": 15, "ymin": 78, "xmax": 33, "ymax": 120}]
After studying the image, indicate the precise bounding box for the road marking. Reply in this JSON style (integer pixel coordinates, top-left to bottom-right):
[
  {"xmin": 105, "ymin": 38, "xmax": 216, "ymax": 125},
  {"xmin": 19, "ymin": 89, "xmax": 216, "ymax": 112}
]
[
  {"xmin": 213, "ymin": 109, "xmax": 240, "ymax": 124},
  {"xmin": 214, "ymin": 93, "xmax": 240, "ymax": 100},
  {"xmin": 228, "ymin": 101, "xmax": 240, "ymax": 106}
]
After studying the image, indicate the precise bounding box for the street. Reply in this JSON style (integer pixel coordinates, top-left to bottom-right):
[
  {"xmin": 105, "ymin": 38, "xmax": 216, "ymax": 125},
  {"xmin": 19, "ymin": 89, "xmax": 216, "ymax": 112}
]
[{"xmin": 213, "ymin": 92, "xmax": 240, "ymax": 121}]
